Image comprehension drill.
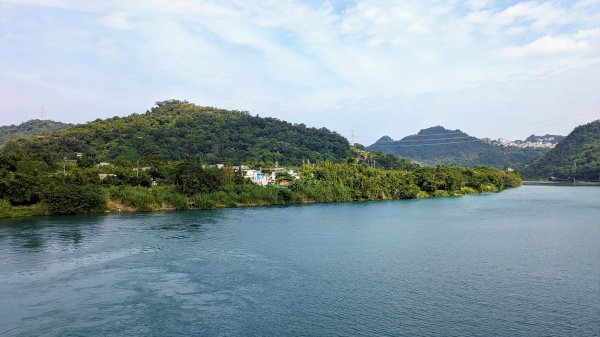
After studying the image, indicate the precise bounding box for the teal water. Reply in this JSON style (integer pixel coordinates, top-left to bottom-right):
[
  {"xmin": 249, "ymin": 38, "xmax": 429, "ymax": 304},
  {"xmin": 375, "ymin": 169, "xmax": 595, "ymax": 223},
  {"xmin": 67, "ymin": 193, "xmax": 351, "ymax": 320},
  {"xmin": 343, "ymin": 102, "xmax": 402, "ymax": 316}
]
[{"xmin": 1, "ymin": 185, "xmax": 599, "ymax": 336}]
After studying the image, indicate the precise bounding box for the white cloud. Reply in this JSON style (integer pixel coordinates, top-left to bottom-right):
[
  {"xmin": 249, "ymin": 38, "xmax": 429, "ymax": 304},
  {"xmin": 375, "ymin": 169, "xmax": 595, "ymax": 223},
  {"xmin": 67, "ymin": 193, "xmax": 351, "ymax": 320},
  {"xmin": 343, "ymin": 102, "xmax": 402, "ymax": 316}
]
[
  {"xmin": 499, "ymin": 35, "xmax": 592, "ymax": 58},
  {"xmin": 0, "ymin": 0, "xmax": 106, "ymax": 12},
  {"xmin": 104, "ymin": 12, "xmax": 131, "ymax": 30},
  {"xmin": 464, "ymin": 0, "xmax": 493, "ymax": 10},
  {"xmin": 1, "ymin": 0, "xmax": 600, "ymax": 139},
  {"xmin": 573, "ymin": 27, "xmax": 600, "ymax": 39},
  {"xmin": 127, "ymin": 0, "xmax": 240, "ymax": 18}
]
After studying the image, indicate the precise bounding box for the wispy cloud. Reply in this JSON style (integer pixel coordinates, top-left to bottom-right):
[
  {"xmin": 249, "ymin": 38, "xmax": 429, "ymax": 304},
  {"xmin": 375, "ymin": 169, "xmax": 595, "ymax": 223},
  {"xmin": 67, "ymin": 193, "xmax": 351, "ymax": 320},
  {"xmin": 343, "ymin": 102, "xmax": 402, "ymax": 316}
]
[
  {"xmin": 104, "ymin": 12, "xmax": 132, "ymax": 30},
  {"xmin": 1, "ymin": 0, "xmax": 599, "ymax": 142},
  {"xmin": 499, "ymin": 33, "xmax": 594, "ymax": 58}
]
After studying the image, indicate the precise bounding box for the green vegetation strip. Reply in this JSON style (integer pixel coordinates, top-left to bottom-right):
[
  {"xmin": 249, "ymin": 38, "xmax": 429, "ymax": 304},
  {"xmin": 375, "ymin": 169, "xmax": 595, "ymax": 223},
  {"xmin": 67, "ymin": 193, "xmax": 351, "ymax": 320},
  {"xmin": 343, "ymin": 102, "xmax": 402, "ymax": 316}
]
[{"xmin": 0, "ymin": 159, "xmax": 521, "ymax": 218}]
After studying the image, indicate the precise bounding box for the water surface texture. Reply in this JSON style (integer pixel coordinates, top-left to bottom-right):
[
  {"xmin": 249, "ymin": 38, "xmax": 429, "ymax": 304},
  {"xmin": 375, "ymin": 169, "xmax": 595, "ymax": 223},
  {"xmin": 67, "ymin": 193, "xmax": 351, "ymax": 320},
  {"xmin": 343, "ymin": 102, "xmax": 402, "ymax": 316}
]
[{"xmin": 1, "ymin": 185, "xmax": 599, "ymax": 336}]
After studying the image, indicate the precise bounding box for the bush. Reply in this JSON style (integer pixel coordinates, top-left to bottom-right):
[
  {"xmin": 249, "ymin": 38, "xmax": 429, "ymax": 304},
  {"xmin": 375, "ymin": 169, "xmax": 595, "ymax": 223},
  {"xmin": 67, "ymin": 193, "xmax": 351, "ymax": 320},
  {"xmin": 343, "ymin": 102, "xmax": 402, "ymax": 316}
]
[
  {"xmin": 108, "ymin": 186, "xmax": 155, "ymax": 211},
  {"xmin": 433, "ymin": 190, "xmax": 449, "ymax": 197},
  {"xmin": 167, "ymin": 193, "xmax": 189, "ymax": 210},
  {"xmin": 192, "ymin": 194, "xmax": 217, "ymax": 210},
  {"xmin": 5, "ymin": 173, "xmax": 40, "ymax": 205},
  {"xmin": 479, "ymin": 183, "xmax": 498, "ymax": 193},
  {"xmin": 277, "ymin": 188, "xmax": 302, "ymax": 204},
  {"xmin": 0, "ymin": 199, "xmax": 12, "ymax": 217},
  {"xmin": 152, "ymin": 186, "xmax": 189, "ymax": 210},
  {"xmin": 416, "ymin": 191, "xmax": 430, "ymax": 198},
  {"xmin": 45, "ymin": 185, "xmax": 105, "ymax": 215},
  {"xmin": 278, "ymin": 188, "xmax": 293, "ymax": 204},
  {"xmin": 32, "ymin": 202, "xmax": 50, "ymax": 216},
  {"xmin": 396, "ymin": 184, "xmax": 420, "ymax": 199},
  {"xmin": 209, "ymin": 191, "xmax": 230, "ymax": 204},
  {"xmin": 459, "ymin": 187, "xmax": 477, "ymax": 195}
]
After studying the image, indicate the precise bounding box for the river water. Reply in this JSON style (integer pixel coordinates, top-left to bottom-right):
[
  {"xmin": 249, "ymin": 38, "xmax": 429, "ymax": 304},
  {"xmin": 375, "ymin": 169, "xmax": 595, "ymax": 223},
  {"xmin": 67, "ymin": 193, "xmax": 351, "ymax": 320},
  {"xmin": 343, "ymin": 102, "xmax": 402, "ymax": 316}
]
[{"xmin": 1, "ymin": 185, "xmax": 599, "ymax": 336}]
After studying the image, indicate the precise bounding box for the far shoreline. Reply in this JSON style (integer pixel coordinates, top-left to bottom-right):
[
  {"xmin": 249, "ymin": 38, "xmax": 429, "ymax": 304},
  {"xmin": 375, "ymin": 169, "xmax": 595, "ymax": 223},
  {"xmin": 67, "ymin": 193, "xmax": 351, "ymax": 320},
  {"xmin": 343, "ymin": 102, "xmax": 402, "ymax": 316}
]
[{"xmin": 523, "ymin": 180, "xmax": 600, "ymax": 186}]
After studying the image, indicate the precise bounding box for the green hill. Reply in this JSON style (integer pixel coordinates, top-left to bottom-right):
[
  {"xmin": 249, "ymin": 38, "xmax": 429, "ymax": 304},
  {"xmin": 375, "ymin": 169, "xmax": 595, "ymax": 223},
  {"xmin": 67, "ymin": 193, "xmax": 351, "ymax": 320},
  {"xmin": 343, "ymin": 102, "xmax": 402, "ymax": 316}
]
[
  {"xmin": 0, "ymin": 119, "xmax": 71, "ymax": 145},
  {"xmin": 522, "ymin": 120, "xmax": 600, "ymax": 181},
  {"xmin": 0, "ymin": 100, "xmax": 351, "ymax": 165},
  {"xmin": 0, "ymin": 102, "xmax": 523, "ymax": 217},
  {"xmin": 367, "ymin": 126, "xmax": 547, "ymax": 168}
]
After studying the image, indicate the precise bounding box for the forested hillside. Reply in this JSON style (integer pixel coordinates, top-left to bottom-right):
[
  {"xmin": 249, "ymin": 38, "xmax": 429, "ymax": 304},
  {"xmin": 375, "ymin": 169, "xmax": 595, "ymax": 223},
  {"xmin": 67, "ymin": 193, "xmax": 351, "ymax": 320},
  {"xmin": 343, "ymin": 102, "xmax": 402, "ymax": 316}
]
[
  {"xmin": 0, "ymin": 119, "xmax": 71, "ymax": 145},
  {"xmin": 0, "ymin": 101, "xmax": 522, "ymax": 218},
  {"xmin": 522, "ymin": 120, "xmax": 600, "ymax": 180},
  {"xmin": 1, "ymin": 100, "xmax": 351, "ymax": 165},
  {"xmin": 368, "ymin": 126, "xmax": 548, "ymax": 168}
]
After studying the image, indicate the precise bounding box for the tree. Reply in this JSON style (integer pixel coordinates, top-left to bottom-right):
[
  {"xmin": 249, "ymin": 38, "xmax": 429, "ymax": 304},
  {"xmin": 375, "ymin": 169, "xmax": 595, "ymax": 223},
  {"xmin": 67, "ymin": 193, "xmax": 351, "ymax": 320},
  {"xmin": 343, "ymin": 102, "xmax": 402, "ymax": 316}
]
[
  {"xmin": 3, "ymin": 173, "xmax": 40, "ymax": 205},
  {"xmin": 173, "ymin": 160, "xmax": 225, "ymax": 195},
  {"xmin": 77, "ymin": 155, "xmax": 96, "ymax": 168},
  {"xmin": 44, "ymin": 184, "xmax": 104, "ymax": 215}
]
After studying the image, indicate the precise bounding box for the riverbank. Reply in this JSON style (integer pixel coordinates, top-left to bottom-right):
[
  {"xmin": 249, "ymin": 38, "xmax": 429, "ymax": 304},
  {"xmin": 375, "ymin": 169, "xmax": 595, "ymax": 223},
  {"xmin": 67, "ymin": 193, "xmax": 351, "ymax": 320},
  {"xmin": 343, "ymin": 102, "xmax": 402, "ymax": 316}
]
[
  {"xmin": 1, "ymin": 183, "xmax": 519, "ymax": 220},
  {"xmin": 0, "ymin": 162, "xmax": 522, "ymax": 219}
]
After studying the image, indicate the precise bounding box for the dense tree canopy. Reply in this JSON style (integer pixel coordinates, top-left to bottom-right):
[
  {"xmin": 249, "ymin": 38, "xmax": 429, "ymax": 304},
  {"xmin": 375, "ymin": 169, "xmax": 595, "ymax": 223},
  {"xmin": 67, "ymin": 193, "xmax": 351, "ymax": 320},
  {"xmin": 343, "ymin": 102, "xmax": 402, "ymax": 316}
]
[
  {"xmin": 522, "ymin": 120, "xmax": 600, "ymax": 181},
  {"xmin": 0, "ymin": 119, "xmax": 71, "ymax": 145},
  {"xmin": 1, "ymin": 100, "xmax": 351, "ymax": 166},
  {"xmin": 0, "ymin": 101, "xmax": 523, "ymax": 218}
]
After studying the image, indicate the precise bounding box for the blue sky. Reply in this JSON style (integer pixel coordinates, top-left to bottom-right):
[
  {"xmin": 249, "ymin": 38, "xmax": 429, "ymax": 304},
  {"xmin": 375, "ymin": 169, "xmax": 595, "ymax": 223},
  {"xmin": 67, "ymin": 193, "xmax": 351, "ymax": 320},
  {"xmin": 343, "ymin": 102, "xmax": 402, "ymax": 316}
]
[{"xmin": 1, "ymin": 0, "xmax": 599, "ymax": 145}]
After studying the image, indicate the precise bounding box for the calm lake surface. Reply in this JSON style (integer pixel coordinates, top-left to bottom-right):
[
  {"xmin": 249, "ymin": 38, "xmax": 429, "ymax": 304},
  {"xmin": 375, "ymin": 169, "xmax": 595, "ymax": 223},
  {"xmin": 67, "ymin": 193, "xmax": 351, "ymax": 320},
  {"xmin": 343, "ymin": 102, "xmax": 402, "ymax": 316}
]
[{"xmin": 1, "ymin": 185, "xmax": 599, "ymax": 336}]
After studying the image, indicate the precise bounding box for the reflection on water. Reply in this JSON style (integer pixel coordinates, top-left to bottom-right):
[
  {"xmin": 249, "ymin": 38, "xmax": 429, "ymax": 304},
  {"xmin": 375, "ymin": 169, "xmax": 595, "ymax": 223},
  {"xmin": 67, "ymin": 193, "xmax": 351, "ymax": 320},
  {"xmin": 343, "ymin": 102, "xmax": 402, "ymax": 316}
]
[
  {"xmin": 14, "ymin": 230, "xmax": 46, "ymax": 250},
  {"xmin": 1, "ymin": 186, "xmax": 600, "ymax": 337},
  {"xmin": 58, "ymin": 229, "xmax": 83, "ymax": 244},
  {"xmin": 0, "ymin": 215, "xmax": 103, "ymax": 253}
]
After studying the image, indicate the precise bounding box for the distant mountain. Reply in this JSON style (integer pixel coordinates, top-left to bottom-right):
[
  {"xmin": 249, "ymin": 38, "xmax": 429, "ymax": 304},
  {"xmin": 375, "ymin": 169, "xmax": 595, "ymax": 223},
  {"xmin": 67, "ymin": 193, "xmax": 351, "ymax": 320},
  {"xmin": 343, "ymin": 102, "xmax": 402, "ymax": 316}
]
[
  {"xmin": 0, "ymin": 100, "xmax": 351, "ymax": 165},
  {"xmin": 0, "ymin": 119, "xmax": 72, "ymax": 145},
  {"xmin": 524, "ymin": 134, "xmax": 565, "ymax": 144},
  {"xmin": 522, "ymin": 120, "xmax": 600, "ymax": 180},
  {"xmin": 490, "ymin": 134, "xmax": 565, "ymax": 148},
  {"xmin": 368, "ymin": 126, "xmax": 548, "ymax": 168}
]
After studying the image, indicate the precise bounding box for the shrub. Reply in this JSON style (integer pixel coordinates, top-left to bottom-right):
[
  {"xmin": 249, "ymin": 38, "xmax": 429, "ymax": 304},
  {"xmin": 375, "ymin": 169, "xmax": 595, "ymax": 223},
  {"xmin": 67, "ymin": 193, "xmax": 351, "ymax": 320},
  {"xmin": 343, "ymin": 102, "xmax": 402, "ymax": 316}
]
[
  {"xmin": 416, "ymin": 191, "xmax": 429, "ymax": 198},
  {"xmin": 396, "ymin": 184, "xmax": 420, "ymax": 199},
  {"xmin": 209, "ymin": 191, "xmax": 229, "ymax": 204},
  {"xmin": 32, "ymin": 202, "xmax": 50, "ymax": 216},
  {"xmin": 167, "ymin": 193, "xmax": 189, "ymax": 210},
  {"xmin": 0, "ymin": 199, "xmax": 12, "ymax": 217},
  {"xmin": 479, "ymin": 183, "xmax": 498, "ymax": 193},
  {"xmin": 278, "ymin": 188, "xmax": 293, "ymax": 204},
  {"xmin": 45, "ymin": 185, "xmax": 105, "ymax": 215},
  {"xmin": 459, "ymin": 187, "xmax": 477, "ymax": 195},
  {"xmin": 192, "ymin": 194, "xmax": 217, "ymax": 210},
  {"xmin": 433, "ymin": 190, "xmax": 449, "ymax": 197},
  {"xmin": 152, "ymin": 186, "xmax": 189, "ymax": 210},
  {"xmin": 108, "ymin": 186, "xmax": 155, "ymax": 211}
]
